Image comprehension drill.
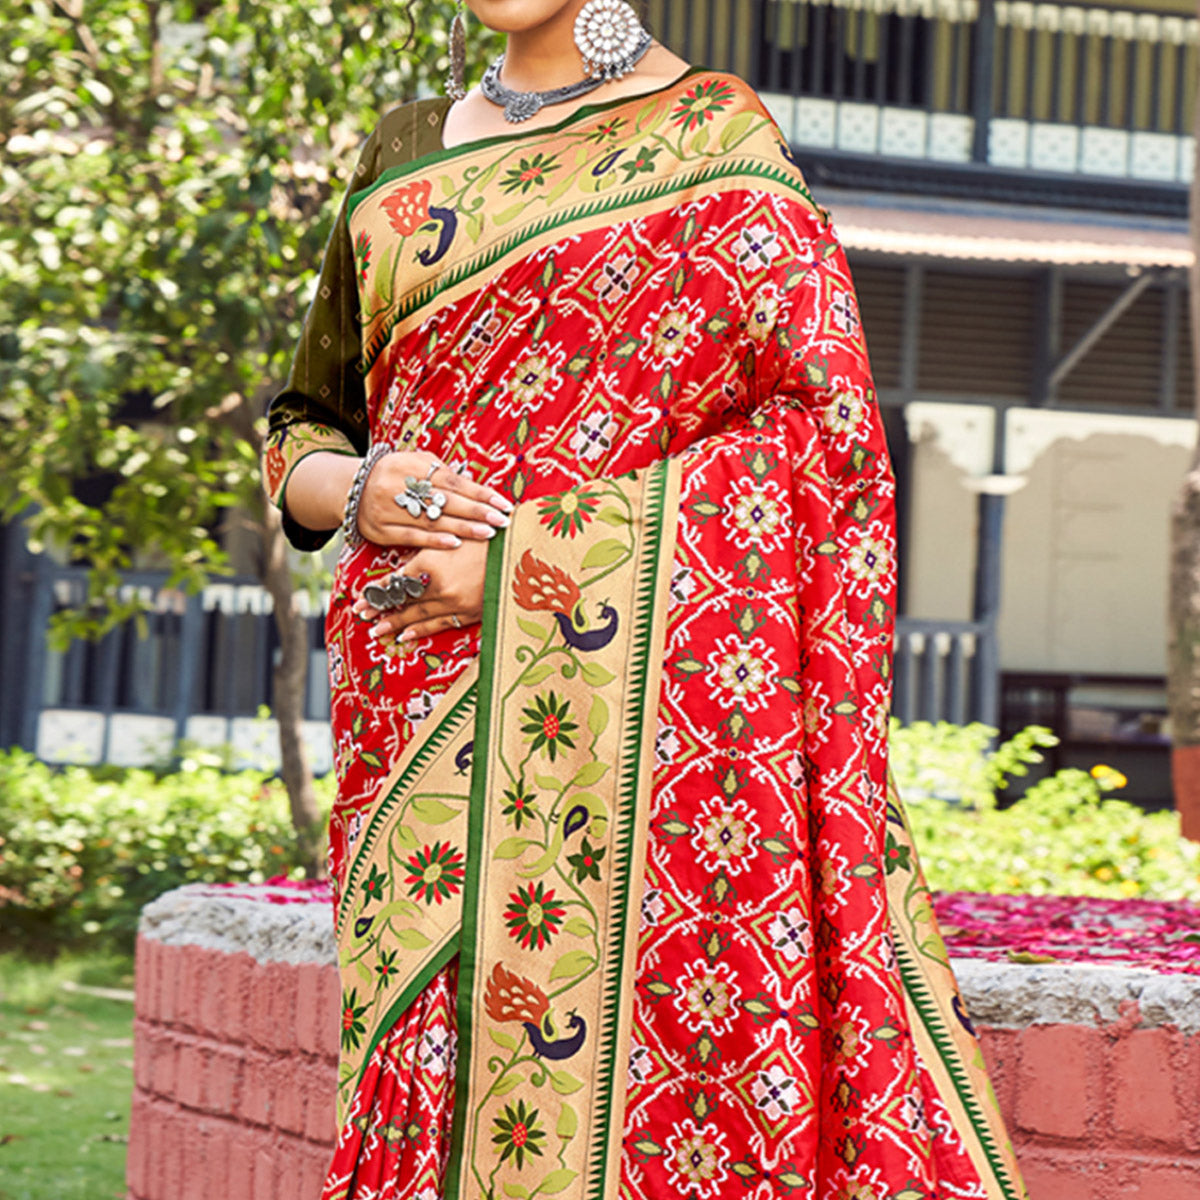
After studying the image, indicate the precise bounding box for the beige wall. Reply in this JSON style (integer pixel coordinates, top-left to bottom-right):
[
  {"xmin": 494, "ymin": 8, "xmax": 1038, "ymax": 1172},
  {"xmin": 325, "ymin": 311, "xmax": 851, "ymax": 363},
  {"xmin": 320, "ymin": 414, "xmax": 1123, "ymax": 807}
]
[
  {"xmin": 998, "ymin": 409, "xmax": 1194, "ymax": 675},
  {"xmin": 902, "ymin": 403, "xmax": 1195, "ymax": 676}
]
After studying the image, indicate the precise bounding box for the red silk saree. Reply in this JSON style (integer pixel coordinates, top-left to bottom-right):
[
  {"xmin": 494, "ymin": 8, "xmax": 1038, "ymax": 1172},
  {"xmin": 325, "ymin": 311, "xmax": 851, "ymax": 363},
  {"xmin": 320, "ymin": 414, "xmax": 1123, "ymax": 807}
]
[{"xmin": 265, "ymin": 69, "xmax": 1026, "ymax": 1200}]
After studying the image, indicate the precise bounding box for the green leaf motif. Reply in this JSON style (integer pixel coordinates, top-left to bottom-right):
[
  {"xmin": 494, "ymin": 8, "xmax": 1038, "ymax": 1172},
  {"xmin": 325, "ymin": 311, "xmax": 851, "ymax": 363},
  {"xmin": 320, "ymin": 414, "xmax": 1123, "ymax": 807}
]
[
  {"xmin": 394, "ymin": 928, "xmax": 431, "ymax": 950},
  {"xmin": 502, "ymin": 1185, "xmax": 529, "ymax": 1200},
  {"xmin": 597, "ymin": 507, "xmax": 629, "ymax": 526},
  {"xmin": 579, "ymin": 662, "xmax": 616, "ymax": 687},
  {"xmin": 494, "ymin": 837, "xmax": 534, "ymax": 860},
  {"xmin": 517, "ymin": 616, "xmax": 550, "ymax": 641},
  {"xmin": 586, "ymin": 696, "xmax": 610, "ymax": 740},
  {"xmin": 521, "ymin": 662, "xmax": 557, "ymax": 687},
  {"xmin": 574, "ymin": 760, "xmax": 609, "ymax": 787},
  {"xmin": 539, "ymin": 1169, "xmax": 579, "ymax": 1194},
  {"xmin": 556, "ymin": 1104, "xmax": 578, "ymax": 1140},
  {"xmin": 410, "ymin": 799, "xmax": 458, "ymax": 825},
  {"xmin": 580, "ymin": 538, "xmax": 627, "ymax": 570},
  {"xmin": 719, "ymin": 111, "xmax": 758, "ymax": 150},
  {"xmin": 563, "ymin": 916, "xmax": 592, "ymax": 938},
  {"xmin": 488, "ymin": 1026, "xmax": 520, "ymax": 1051},
  {"xmin": 492, "ymin": 1071, "xmax": 523, "ymax": 1096},
  {"xmin": 549, "ymin": 950, "xmax": 595, "ymax": 982}
]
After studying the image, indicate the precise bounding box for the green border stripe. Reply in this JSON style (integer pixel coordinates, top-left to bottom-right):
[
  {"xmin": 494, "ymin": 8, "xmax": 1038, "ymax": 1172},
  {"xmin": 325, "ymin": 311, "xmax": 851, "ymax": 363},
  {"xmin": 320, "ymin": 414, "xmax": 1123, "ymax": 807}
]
[
  {"xmin": 444, "ymin": 526, "xmax": 509, "ymax": 1200},
  {"xmin": 584, "ymin": 460, "xmax": 671, "ymax": 1200},
  {"xmin": 896, "ymin": 941, "xmax": 1024, "ymax": 1200}
]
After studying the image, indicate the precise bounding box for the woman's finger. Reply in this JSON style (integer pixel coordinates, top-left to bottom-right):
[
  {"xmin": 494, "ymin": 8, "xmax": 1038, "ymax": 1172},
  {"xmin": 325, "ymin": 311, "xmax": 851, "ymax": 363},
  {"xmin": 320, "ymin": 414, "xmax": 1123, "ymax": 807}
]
[
  {"xmin": 432, "ymin": 464, "xmax": 514, "ymax": 513},
  {"xmin": 366, "ymin": 523, "xmax": 466, "ymax": 551},
  {"xmin": 396, "ymin": 613, "xmax": 475, "ymax": 644}
]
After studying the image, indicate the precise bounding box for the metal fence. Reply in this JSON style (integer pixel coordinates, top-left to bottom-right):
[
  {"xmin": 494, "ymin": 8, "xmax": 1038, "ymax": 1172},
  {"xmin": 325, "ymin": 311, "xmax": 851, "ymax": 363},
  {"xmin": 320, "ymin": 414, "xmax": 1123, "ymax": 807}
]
[{"xmin": 0, "ymin": 535, "xmax": 998, "ymax": 768}]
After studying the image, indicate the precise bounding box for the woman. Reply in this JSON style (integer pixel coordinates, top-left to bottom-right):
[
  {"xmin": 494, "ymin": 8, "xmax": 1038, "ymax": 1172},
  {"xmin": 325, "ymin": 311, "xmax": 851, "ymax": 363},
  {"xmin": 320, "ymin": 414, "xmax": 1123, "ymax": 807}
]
[{"xmin": 264, "ymin": 3, "xmax": 1027, "ymax": 1198}]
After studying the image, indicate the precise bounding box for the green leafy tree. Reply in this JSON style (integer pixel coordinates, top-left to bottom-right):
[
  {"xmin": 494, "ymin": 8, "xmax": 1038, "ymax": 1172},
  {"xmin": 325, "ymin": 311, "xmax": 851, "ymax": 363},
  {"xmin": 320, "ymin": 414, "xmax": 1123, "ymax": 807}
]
[{"xmin": 0, "ymin": 0, "xmax": 498, "ymax": 872}]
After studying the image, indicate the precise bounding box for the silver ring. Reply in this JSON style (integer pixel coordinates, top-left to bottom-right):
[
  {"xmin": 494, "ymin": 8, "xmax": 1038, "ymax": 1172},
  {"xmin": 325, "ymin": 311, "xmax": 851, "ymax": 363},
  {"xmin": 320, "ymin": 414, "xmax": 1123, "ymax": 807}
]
[
  {"xmin": 425, "ymin": 460, "xmax": 443, "ymax": 483},
  {"xmin": 363, "ymin": 571, "xmax": 429, "ymax": 612},
  {"xmin": 450, "ymin": 614, "xmax": 463, "ymax": 629},
  {"xmin": 394, "ymin": 476, "xmax": 447, "ymax": 522}
]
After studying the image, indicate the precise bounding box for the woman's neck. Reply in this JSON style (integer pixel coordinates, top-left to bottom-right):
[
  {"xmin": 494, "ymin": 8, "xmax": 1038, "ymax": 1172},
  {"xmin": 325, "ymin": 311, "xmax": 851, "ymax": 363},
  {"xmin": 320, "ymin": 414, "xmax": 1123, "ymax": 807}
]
[{"xmin": 500, "ymin": 3, "xmax": 588, "ymax": 93}]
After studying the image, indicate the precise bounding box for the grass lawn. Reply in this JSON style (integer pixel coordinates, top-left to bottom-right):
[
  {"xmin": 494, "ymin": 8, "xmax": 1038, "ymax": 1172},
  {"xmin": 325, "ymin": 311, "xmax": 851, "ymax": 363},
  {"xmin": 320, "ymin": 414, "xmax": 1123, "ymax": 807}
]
[{"xmin": 0, "ymin": 953, "xmax": 134, "ymax": 1200}]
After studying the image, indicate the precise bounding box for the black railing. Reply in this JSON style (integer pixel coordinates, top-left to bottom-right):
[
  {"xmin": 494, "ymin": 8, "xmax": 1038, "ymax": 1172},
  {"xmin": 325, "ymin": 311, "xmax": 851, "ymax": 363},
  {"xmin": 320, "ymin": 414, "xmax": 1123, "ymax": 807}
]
[{"xmin": 0, "ymin": 550, "xmax": 999, "ymax": 767}]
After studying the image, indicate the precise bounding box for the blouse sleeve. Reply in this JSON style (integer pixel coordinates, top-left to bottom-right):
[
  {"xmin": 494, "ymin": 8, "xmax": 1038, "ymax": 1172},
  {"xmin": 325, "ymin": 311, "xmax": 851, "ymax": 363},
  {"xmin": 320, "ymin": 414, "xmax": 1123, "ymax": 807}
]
[{"xmin": 262, "ymin": 126, "xmax": 382, "ymax": 552}]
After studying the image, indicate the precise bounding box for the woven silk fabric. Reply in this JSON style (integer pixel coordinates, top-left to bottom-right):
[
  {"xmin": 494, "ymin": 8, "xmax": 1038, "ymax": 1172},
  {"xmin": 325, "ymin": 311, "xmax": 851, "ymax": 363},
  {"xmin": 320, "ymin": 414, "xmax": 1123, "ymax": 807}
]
[{"xmin": 266, "ymin": 69, "xmax": 1027, "ymax": 1200}]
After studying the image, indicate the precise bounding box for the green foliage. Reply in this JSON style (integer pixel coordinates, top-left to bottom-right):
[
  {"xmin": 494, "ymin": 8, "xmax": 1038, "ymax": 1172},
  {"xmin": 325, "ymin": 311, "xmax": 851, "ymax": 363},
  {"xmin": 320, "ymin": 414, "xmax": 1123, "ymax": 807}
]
[
  {"xmin": 892, "ymin": 721, "xmax": 1200, "ymax": 901},
  {"xmin": 0, "ymin": 950, "xmax": 135, "ymax": 1200},
  {"xmin": 0, "ymin": 749, "xmax": 335, "ymax": 952},
  {"xmin": 0, "ymin": 0, "xmax": 499, "ymax": 637}
]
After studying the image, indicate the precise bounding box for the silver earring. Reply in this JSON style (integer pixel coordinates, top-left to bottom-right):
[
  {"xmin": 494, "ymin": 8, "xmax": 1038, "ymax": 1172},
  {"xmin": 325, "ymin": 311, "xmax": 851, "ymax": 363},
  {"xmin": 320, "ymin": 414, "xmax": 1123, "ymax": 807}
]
[
  {"xmin": 574, "ymin": 0, "xmax": 649, "ymax": 82},
  {"xmin": 448, "ymin": 0, "xmax": 467, "ymax": 101}
]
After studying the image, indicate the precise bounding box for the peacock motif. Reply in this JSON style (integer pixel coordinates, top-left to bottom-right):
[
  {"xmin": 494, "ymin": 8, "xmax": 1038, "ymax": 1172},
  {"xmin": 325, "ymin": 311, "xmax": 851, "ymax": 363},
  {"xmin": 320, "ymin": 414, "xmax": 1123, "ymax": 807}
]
[
  {"xmin": 511, "ymin": 549, "xmax": 620, "ymax": 652},
  {"xmin": 484, "ymin": 961, "xmax": 588, "ymax": 1061}
]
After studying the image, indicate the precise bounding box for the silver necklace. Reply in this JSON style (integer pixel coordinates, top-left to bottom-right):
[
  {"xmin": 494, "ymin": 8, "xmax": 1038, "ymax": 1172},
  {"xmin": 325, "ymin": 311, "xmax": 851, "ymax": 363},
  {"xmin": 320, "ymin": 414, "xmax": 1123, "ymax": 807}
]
[{"xmin": 481, "ymin": 28, "xmax": 654, "ymax": 124}]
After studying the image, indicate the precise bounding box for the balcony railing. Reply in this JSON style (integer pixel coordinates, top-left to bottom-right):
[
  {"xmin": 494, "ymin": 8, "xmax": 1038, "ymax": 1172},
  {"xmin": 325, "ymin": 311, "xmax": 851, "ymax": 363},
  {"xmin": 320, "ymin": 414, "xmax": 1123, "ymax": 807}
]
[
  {"xmin": 0, "ymin": 563, "xmax": 998, "ymax": 769},
  {"xmin": 648, "ymin": 0, "xmax": 1196, "ymax": 188}
]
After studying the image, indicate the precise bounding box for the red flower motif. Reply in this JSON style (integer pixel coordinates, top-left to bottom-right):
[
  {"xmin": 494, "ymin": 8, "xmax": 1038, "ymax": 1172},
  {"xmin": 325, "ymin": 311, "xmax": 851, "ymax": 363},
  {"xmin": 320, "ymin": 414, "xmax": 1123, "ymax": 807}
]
[
  {"xmin": 263, "ymin": 444, "xmax": 287, "ymax": 497},
  {"xmin": 380, "ymin": 179, "xmax": 433, "ymax": 237}
]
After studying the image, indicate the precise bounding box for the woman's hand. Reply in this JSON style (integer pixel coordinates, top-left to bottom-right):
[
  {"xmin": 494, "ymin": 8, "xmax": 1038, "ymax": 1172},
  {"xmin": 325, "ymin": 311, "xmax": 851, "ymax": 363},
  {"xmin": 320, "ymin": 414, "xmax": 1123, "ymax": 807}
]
[
  {"xmin": 355, "ymin": 538, "xmax": 490, "ymax": 644},
  {"xmin": 358, "ymin": 452, "xmax": 512, "ymax": 550}
]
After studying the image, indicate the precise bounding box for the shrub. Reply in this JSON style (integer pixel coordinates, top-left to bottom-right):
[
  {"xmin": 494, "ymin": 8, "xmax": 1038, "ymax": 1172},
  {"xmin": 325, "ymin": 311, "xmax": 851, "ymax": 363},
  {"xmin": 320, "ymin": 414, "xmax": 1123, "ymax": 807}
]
[
  {"xmin": 0, "ymin": 749, "xmax": 335, "ymax": 953},
  {"xmin": 892, "ymin": 721, "xmax": 1200, "ymax": 901}
]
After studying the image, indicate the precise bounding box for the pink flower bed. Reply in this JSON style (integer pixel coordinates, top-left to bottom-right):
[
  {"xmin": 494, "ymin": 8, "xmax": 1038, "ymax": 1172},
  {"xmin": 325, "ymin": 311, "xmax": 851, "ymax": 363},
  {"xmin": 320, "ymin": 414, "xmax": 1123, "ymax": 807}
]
[
  {"xmin": 205, "ymin": 877, "xmax": 1200, "ymax": 977},
  {"xmin": 933, "ymin": 891, "xmax": 1200, "ymax": 975}
]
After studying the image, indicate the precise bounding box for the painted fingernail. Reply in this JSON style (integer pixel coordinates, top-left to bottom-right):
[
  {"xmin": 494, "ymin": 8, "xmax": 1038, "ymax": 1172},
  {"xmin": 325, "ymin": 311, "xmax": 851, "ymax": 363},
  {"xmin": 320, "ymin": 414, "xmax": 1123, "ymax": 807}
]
[
  {"xmin": 486, "ymin": 510, "xmax": 510, "ymax": 528},
  {"xmin": 491, "ymin": 494, "xmax": 515, "ymax": 513},
  {"xmin": 398, "ymin": 629, "xmax": 415, "ymax": 643},
  {"xmin": 441, "ymin": 535, "xmax": 464, "ymax": 548},
  {"xmin": 370, "ymin": 622, "xmax": 390, "ymax": 638},
  {"xmin": 475, "ymin": 524, "xmax": 496, "ymax": 539}
]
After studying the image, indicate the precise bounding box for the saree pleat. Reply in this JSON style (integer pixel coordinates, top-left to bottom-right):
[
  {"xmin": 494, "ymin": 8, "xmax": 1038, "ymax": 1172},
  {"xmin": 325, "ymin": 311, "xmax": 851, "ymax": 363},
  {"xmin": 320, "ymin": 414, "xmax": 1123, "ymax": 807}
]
[{"xmin": 265, "ymin": 68, "xmax": 1026, "ymax": 1200}]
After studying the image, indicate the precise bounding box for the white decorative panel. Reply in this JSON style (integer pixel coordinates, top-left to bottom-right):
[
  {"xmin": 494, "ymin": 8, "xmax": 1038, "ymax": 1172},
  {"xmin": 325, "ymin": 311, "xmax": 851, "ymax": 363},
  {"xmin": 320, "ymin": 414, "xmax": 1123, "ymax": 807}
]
[
  {"xmin": 107, "ymin": 715, "xmax": 176, "ymax": 768},
  {"xmin": 37, "ymin": 710, "xmax": 105, "ymax": 764},
  {"xmin": 1130, "ymin": 132, "xmax": 1180, "ymax": 182},
  {"xmin": 836, "ymin": 103, "xmax": 880, "ymax": 155},
  {"xmin": 758, "ymin": 91, "xmax": 800, "ymax": 144},
  {"xmin": 988, "ymin": 118, "xmax": 1029, "ymax": 169},
  {"xmin": 879, "ymin": 108, "xmax": 928, "ymax": 158},
  {"xmin": 927, "ymin": 113, "xmax": 973, "ymax": 162},
  {"xmin": 1180, "ymin": 136, "xmax": 1195, "ymax": 184},
  {"xmin": 796, "ymin": 97, "xmax": 837, "ymax": 148},
  {"xmin": 1028, "ymin": 123, "xmax": 1079, "ymax": 173},
  {"xmin": 1079, "ymin": 127, "xmax": 1130, "ymax": 176}
]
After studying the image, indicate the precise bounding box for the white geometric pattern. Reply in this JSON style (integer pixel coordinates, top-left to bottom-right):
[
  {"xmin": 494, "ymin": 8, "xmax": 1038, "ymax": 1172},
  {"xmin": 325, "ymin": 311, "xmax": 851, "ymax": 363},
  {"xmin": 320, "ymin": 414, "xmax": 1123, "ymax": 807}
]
[
  {"xmin": 1079, "ymin": 127, "xmax": 1130, "ymax": 176},
  {"xmin": 928, "ymin": 113, "xmax": 973, "ymax": 163},
  {"xmin": 880, "ymin": 108, "xmax": 928, "ymax": 158},
  {"xmin": 1029, "ymin": 123, "xmax": 1080, "ymax": 173},
  {"xmin": 1130, "ymin": 132, "xmax": 1180, "ymax": 182},
  {"xmin": 837, "ymin": 102, "xmax": 880, "ymax": 154},
  {"xmin": 988, "ymin": 118, "xmax": 1030, "ymax": 169}
]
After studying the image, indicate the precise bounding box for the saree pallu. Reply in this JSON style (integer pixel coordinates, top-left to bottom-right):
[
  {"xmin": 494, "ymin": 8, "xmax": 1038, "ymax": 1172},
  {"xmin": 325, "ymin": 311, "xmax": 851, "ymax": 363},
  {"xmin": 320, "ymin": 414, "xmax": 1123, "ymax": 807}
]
[{"xmin": 265, "ymin": 70, "xmax": 1026, "ymax": 1200}]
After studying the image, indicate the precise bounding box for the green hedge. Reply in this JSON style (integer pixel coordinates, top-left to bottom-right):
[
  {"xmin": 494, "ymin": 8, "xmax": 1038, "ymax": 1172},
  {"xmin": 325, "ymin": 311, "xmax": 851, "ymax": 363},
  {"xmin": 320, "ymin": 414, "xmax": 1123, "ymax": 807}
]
[
  {"xmin": 3, "ymin": 723, "xmax": 1198, "ymax": 955},
  {"xmin": 891, "ymin": 721, "xmax": 1200, "ymax": 901},
  {"xmin": 0, "ymin": 749, "xmax": 333, "ymax": 952}
]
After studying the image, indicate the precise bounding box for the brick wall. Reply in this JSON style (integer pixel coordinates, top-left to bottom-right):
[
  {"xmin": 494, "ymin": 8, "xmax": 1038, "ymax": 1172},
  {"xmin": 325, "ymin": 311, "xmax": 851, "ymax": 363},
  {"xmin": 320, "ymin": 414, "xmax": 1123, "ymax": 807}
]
[
  {"xmin": 128, "ymin": 886, "xmax": 1200, "ymax": 1200},
  {"xmin": 127, "ymin": 938, "xmax": 340, "ymax": 1200}
]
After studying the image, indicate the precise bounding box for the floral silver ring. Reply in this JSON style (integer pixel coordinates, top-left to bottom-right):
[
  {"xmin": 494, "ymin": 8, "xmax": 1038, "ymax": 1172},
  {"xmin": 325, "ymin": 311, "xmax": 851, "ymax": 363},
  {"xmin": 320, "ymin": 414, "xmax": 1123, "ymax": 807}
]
[
  {"xmin": 363, "ymin": 571, "xmax": 429, "ymax": 612},
  {"xmin": 395, "ymin": 476, "xmax": 447, "ymax": 522}
]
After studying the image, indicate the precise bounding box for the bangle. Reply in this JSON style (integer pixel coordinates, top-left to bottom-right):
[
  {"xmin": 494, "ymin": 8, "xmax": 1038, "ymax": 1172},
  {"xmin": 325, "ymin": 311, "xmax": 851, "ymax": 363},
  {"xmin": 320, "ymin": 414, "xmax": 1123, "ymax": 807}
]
[{"xmin": 342, "ymin": 443, "xmax": 394, "ymax": 547}]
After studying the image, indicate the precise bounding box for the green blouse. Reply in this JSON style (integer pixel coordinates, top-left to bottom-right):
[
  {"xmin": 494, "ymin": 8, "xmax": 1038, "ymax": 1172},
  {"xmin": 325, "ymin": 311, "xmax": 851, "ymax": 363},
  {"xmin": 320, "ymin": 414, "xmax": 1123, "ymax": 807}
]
[{"xmin": 265, "ymin": 97, "xmax": 453, "ymax": 551}]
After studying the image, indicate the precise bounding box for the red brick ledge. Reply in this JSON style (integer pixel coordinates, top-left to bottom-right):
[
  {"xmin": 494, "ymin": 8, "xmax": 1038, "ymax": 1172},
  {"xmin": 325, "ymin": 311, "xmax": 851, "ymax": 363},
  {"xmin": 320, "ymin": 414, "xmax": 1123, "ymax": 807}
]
[{"xmin": 128, "ymin": 885, "xmax": 1200, "ymax": 1200}]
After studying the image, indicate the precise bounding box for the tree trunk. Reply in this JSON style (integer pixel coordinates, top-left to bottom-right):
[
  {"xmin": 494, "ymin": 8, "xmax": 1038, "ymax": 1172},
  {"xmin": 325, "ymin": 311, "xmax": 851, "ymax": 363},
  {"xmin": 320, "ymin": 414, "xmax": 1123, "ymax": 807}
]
[
  {"xmin": 259, "ymin": 501, "xmax": 325, "ymax": 877},
  {"xmin": 216, "ymin": 392, "xmax": 325, "ymax": 876},
  {"xmin": 1168, "ymin": 91, "xmax": 1200, "ymax": 842}
]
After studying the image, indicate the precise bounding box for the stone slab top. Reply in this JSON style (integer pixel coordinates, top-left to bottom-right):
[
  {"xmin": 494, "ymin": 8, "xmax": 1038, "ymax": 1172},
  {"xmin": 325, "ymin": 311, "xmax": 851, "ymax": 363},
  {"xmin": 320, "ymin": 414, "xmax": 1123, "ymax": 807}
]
[{"xmin": 139, "ymin": 884, "xmax": 1200, "ymax": 1035}]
